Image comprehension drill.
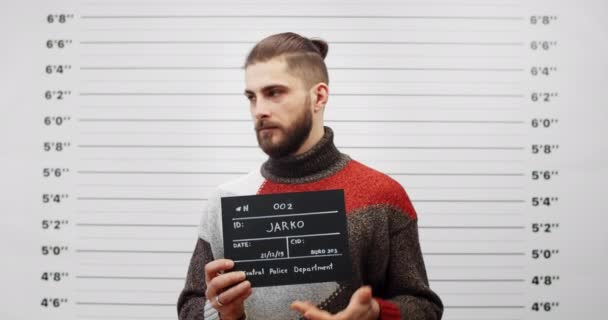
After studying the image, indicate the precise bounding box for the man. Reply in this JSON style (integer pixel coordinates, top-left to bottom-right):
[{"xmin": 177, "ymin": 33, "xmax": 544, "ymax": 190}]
[{"xmin": 177, "ymin": 32, "xmax": 443, "ymax": 320}]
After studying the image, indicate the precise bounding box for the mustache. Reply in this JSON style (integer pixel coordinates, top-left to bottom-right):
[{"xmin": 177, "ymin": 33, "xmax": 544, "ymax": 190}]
[{"xmin": 255, "ymin": 120, "xmax": 281, "ymax": 131}]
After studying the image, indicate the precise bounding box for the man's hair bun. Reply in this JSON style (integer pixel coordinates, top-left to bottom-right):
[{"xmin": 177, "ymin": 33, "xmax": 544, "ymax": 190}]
[{"xmin": 310, "ymin": 38, "xmax": 329, "ymax": 59}]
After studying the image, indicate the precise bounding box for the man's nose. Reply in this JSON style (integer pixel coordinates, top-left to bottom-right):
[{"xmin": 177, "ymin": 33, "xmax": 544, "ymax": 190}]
[{"xmin": 253, "ymin": 99, "xmax": 271, "ymax": 120}]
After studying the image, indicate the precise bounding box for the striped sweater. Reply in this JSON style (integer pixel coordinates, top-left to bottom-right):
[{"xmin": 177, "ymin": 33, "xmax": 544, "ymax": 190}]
[{"xmin": 177, "ymin": 126, "xmax": 443, "ymax": 320}]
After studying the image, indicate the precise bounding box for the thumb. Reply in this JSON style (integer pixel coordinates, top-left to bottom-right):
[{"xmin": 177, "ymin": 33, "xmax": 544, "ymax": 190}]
[{"xmin": 351, "ymin": 286, "xmax": 373, "ymax": 306}]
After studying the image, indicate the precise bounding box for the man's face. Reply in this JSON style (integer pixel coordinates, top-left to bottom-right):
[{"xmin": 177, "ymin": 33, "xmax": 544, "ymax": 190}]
[{"xmin": 244, "ymin": 58, "xmax": 313, "ymax": 158}]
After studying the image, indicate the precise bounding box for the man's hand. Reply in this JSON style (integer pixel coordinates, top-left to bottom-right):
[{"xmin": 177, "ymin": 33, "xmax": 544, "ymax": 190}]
[
  {"xmin": 205, "ymin": 259, "xmax": 252, "ymax": 320},
  {"xmin": 290, "ymin": 286, "xmax": 380, "ymax": 320}
]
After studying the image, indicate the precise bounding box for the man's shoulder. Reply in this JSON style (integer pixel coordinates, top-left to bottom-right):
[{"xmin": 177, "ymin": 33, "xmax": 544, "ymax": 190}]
[
  {"xmin": 342, "ymin": 158, "xmax": 417, "ymax": 219},
  {"xmin": 343, "ymin": 158, "xmax": 405, "ymax": 193}
]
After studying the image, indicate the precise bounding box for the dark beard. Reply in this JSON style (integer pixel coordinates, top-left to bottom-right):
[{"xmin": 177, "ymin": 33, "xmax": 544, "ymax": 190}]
[{"xmin": 255, "ymin": 98, "xmax": 313, "ymax": 158}]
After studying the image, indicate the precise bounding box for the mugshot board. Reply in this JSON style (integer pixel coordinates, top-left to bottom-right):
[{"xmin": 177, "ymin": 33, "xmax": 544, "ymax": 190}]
[{"xmin": 1, "ymin": 0, "xmax": 607, "ymax": 319}]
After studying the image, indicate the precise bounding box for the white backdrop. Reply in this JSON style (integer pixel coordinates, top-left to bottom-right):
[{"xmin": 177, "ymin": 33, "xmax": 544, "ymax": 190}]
[{"xmin": 2, "ymin": 0, "xmax": 607, "ymax": 319}]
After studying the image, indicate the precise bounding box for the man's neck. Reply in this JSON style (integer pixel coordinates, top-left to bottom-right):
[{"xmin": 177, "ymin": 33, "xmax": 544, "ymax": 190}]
[
  {"xmin": 292, "ymin": 124, "xmax": 325, "ymax": 156},
  {"xmin": 260, "ymin": 126, "xmax": 351, "ymax": 183}
]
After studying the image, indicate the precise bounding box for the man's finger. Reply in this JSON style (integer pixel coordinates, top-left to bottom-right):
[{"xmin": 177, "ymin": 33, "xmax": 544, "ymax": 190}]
[
  {"xmin": 214, "ymin": 280, "xmax": 251, "ymax": 305},
  {"xmin": 204, "ymin": 259, "xmax": 234, "ymax": 283},
  {"xmin": 232, "ymin": 287, "xmax": 253, "ymax": 305},
  {"xmin": 290, "ymin": 300, "xmax": 315, "ymax": 314},
  {"xmin": 207, "ymin": 271, "xmax": 246, "ymax": 296},
  {"xmin": 291, "ymin": 301, "xmax": 333, "ymax": 320},
  {"xmin": 350, "ymin": 286, "xmax": 373, "ymax": 306}
]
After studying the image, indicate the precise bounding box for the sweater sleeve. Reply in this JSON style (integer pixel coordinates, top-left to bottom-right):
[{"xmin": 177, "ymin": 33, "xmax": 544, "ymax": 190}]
[
  {"xmin": 177, "ymin": 238, "xmax": 220, "ymax": 319},
  {"xmin": 178, "ymin": 186, "xmax": 225, "ymax": 319},
  {"xmin": 376, "ymin": 216, "xmax": 444, "ymax": 320}
]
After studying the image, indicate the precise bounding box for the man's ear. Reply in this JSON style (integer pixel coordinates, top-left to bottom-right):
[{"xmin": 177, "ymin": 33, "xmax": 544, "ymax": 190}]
[{"xmin": 311, "ymin": 82, "xmax": 329, "ymax": 112}]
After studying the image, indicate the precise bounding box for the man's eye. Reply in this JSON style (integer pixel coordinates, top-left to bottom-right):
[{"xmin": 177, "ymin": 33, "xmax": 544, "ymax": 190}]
[{"xmin": 268, "ymin": 90, "xmax": 280, "ymax": 97}]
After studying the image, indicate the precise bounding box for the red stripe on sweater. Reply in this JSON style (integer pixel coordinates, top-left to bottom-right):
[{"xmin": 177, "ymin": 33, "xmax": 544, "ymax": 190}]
[
  {"xmin": 374, "ymin": 297, "xmax": 402, "ymax": 320},
  {"xmin": 258, "ymin": 159, "xmax": 417, "ymax": 219}
]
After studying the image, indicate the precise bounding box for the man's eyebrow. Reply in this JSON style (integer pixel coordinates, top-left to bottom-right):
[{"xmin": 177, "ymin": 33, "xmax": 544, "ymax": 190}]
[{"xmin": 244, "ymin": 84, "xmax": 288, "ymax": 96}]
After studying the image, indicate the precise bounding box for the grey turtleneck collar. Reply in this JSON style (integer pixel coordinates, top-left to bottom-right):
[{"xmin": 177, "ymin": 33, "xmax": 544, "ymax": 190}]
[{"xmin": 260, "ymin": 126, "xmax": 351, "ymax": 184}]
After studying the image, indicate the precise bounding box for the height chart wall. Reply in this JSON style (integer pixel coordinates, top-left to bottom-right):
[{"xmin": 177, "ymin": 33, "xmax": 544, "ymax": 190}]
[{"xmin": 2, "ymin": 0, "xmax": 607, "ymax": 319}]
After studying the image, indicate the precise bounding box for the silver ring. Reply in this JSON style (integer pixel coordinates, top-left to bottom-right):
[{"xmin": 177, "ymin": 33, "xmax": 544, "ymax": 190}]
[{"xmin": 215, "ymin": 294, "xmax": 224, "ymax": 307}]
